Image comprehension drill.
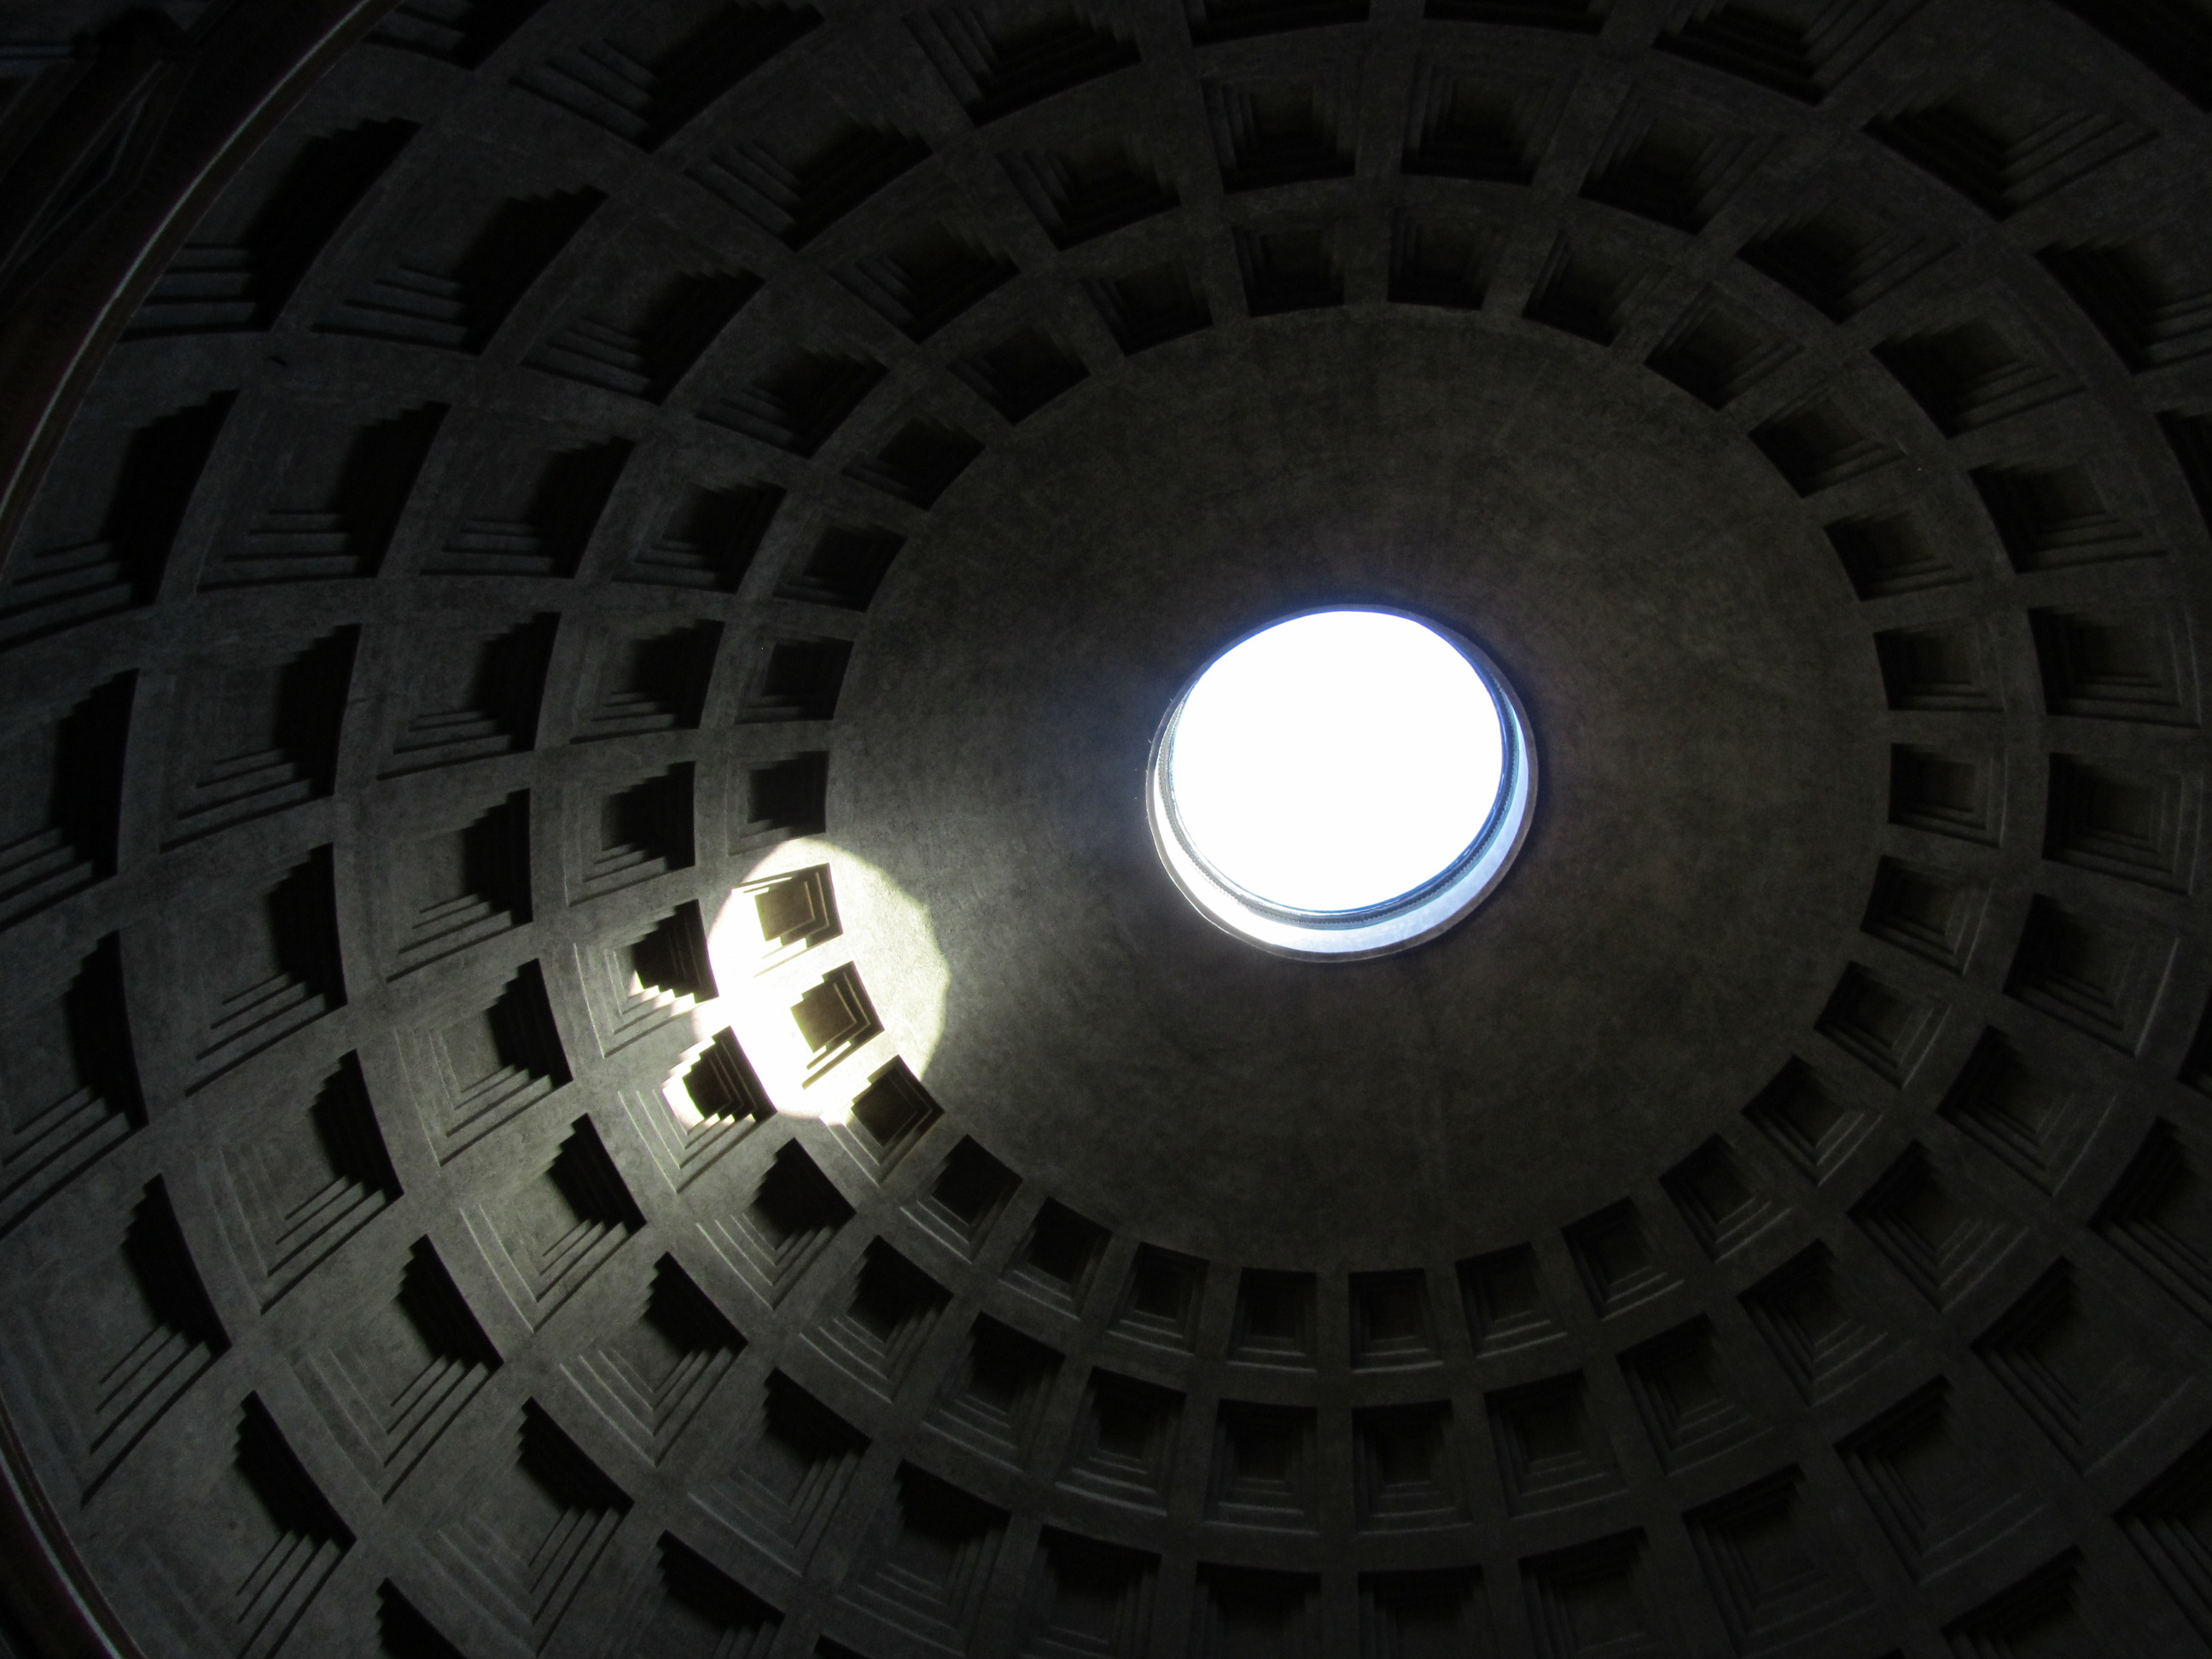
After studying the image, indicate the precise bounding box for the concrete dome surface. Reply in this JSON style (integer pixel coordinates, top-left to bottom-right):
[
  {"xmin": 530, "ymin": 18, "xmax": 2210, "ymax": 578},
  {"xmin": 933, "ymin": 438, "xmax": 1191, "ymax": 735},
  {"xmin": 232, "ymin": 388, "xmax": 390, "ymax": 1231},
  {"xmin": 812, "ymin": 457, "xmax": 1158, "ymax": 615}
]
[{"xmin": 0, "ymin": 1, "xmax": 2209, "ymax": 1656}]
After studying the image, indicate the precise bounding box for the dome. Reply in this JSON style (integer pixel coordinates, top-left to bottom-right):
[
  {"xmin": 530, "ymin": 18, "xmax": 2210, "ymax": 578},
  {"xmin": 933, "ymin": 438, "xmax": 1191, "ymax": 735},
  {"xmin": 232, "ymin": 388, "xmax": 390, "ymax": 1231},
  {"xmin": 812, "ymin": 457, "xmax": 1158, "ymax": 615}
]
[{"xmin": 0, "ymin": 1, "xmax": 2209, "ymax": 1655}]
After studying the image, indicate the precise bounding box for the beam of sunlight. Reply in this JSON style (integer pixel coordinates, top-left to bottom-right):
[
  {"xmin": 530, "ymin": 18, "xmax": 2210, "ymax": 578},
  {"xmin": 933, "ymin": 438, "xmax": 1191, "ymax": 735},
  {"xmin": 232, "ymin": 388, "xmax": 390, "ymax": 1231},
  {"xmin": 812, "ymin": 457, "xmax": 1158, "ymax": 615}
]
[{"xmin": 656, "ymin": 839, "xmax": 950, "ymax": 1130}]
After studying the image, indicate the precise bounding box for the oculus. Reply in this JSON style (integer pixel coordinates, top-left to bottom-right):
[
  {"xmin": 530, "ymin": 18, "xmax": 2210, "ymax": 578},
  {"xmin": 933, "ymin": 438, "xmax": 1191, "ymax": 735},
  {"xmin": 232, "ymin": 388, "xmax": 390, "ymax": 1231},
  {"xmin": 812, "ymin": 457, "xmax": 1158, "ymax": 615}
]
[{"xmin": 1147, "ymin": 607, "xmax": 1535, "ymax": 959}]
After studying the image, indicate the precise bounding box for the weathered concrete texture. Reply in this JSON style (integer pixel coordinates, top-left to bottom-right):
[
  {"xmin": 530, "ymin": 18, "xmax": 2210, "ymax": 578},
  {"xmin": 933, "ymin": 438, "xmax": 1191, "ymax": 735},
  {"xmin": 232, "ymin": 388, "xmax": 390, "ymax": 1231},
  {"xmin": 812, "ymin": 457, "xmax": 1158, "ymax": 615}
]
[
  {"xmin": 840, "ymin": 317, "xmax": 1882, "ymax": 1261},
  {"xmin": 3, "ymin": 0, "xmax": 2212, "ymax": 1655}
]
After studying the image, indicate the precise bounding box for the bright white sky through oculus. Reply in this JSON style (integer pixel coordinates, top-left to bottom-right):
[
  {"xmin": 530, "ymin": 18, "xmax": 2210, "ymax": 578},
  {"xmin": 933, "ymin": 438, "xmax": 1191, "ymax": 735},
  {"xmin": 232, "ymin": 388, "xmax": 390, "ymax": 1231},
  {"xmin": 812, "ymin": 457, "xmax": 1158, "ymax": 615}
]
[{"xmin": 1165, "ymin": 610, "xmax": 1505, "ymax": 913}]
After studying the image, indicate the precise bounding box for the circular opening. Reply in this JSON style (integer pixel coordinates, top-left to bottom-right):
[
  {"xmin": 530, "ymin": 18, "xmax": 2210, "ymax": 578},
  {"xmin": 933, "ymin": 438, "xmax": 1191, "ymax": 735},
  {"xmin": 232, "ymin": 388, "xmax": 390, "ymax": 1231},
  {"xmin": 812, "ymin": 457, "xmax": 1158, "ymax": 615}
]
[{"xmin": 1147, "ymin": 607, "xmax": 1536, "ymax": 960}]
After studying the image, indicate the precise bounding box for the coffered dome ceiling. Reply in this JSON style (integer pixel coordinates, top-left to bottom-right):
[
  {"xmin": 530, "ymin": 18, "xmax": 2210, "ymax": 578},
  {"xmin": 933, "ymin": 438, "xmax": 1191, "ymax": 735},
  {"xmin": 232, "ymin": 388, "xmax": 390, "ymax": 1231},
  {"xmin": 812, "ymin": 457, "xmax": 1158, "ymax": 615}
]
[{"xmin": 2, "ymin": 0, "xmax": 2211, "ymax": 1655}]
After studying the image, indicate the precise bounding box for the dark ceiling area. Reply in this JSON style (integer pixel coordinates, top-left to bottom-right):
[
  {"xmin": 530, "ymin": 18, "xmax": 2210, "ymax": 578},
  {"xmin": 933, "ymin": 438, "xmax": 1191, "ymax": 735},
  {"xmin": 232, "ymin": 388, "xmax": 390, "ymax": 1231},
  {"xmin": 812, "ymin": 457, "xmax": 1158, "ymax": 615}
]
[{"xmin": 1, "ymin": 1, "xmax": 2210, "ymax": 1656}]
